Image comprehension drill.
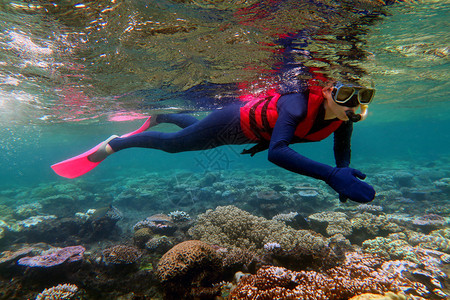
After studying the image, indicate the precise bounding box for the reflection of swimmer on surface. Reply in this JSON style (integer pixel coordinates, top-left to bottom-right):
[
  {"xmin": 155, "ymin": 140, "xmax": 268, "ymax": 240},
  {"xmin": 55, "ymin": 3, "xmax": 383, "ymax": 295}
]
[{"xmin": 52, "ymin": 80, "xmax": 376, "ymax": 204}]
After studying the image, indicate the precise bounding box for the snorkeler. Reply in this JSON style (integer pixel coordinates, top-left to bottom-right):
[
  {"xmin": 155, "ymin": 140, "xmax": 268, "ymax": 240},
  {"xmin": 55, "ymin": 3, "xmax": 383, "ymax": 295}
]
[{"xmin": 51, "ymin": 81, "xmax": 376, "ymax": 204}]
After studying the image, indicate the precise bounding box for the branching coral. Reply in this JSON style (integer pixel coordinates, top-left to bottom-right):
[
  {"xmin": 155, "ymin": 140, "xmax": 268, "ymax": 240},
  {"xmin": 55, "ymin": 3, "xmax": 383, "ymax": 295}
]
[
  {"xmin": 308, "ymin": 211, "xmax": 352, "ymax": 237},
  {"xmin": 349, "ymin": 292, "xmax": 406, "ymax": 300},
  {"xmin": 352, "ymin": 212, "xmax": 399, "ymax": 236},
  {"xmin": 229, "ymin": 252, "xmax": 436, "ymax": 300},
  {"xmin": 188, "ymin": 205, "xmax": 327, "ymax": 253},
  {"xmin": 35, "ymin": 283, "xmax": 79, "ymax": 300}
]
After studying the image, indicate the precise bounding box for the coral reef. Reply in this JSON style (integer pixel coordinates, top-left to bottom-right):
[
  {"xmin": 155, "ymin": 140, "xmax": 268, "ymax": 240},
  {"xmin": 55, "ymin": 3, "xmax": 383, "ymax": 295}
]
[
  {"xmin": 156, "ymin": 240, "xmax": 223, "ymax": 298},
  {"xmin": 229, "ymin": 252, "xmax": 439, "ymax": 299},
  {"xmin": 356, "ymin": 204, "xmax": 383, "ymax": 213},
  {"xmin": 412, "ymin": 213, "xmax": 448, "ymax": 231},
  {"xmin": 188, "ymin": 205, "xmax": 328, "ymax": 253},
  {"xmin": 348, "ymin": 292, "xmax": 406, "ymax": 300},
  {"xmin": 0, "ymin": 246, "xmax": 35, "ymax": 266},
  {"xmin": 222, "ymin": 248, "xmax": 261, "ymax": 275},
  {"xmin": 35, "ymin": 283, "xmax": 80, "ymax": 300},
  {"xmin": 351, "ymin": 212, "xmax": 401, "ymax": 243},
  {"xmin": 14, "ymin": 202, "xmax": 43, "ymax": 219},
  {"xmin": 145, "ymin": 236, "xmax": 173, "ymax": 253},
  {"xmin": 133, "ymin": 214, "xmax": 176, "ymax": 235},
  {"xmin": 168, "ymin": 210, "xmax": 191, "ymax": 222},
  {"xmin": 0, "ymin": 158, "xmax": 448, "ymax": 299},
  {"xmin": 308, "ymin": 211, "xmax": 352, "ymax": 237},
  {"xmin": 102, "ymin": 245, "xmax": 142, "ymax": 265},
  {"xmin": 16, "ymin": 215, "xmax": 57, "ymax": 230},
  {"xmin": 407, "ymin": 229, "xmax": 450, "ymax": 253},
  {"xmin": 18, "ymin": 245, "xmax": 85, "ymax": 268},
  {"xmin": 433, "ymin": 177, "xmax": 450, "ymax": 193},
  {"xmin": 272, "ymin": 211, "xmax": 309, "ymax": 229},
  {"xmin": 156, "ymin": 240, "xmax": 221, "ymax": 283},
  {"xmin": 133, "ymin": 227, "xmax": 153, "ymax": 248},
  {"xmin": 272, "ymin": 211, "xmax": 298, "ymax": 222},
  {"xmin": 263, "ymin": 242, "xmax": 281, "ymax": 252}
]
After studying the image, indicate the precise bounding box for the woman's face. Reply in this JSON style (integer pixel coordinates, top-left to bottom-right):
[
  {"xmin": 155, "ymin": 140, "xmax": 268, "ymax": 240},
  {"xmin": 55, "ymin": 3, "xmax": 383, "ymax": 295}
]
[{"xmin": 322, "ymin": 86, "xmax": 358, "ymax": 121}]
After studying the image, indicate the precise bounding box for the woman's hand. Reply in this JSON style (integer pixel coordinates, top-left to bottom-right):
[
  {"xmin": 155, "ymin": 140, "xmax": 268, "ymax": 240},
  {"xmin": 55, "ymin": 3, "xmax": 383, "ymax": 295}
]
[{"xmin": 326, "ymin": 167, "xmax": 376, "ymax": 203}]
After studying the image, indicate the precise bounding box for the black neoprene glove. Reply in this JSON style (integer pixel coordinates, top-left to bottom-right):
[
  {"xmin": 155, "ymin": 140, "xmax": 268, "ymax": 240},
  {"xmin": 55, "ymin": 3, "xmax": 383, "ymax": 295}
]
[{"xmin": 326, "ymin": 167, "xmax": 375, "ymax": 203}]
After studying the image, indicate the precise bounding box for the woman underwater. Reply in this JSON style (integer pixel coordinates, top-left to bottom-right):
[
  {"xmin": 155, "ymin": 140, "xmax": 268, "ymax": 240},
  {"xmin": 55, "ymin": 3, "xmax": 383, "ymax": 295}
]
[{"xmin": 52, "ymin": 80, "xmax": 376, "ymax": 204}]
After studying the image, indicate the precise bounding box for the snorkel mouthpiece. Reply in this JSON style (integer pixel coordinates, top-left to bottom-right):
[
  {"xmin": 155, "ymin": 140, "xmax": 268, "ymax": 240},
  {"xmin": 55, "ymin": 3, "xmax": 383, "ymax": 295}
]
[
  {"xmin": 345, "ymin": 111, "xmax": 361, "ymax": 122},
  {"xmin": 345, "ymin": 105, "xmax": 369, "ymax": 123}
]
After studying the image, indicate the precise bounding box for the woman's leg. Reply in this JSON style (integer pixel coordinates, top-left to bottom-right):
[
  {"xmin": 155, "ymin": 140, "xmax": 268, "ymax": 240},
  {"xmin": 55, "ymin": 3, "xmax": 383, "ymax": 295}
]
[
  {"xmin": 155, "ymin": 114, "xmax": 199, "ymax": 128},
  {"xmin": 109, "ymin": 105, "xmax": 249, "ymax": 153}
]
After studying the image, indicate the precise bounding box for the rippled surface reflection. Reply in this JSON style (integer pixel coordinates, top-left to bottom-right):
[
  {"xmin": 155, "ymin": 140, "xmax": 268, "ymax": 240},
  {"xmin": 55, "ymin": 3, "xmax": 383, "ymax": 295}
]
[{"xmin": 0, "ymin": 0, "xmax": 447, "ymax": 124}]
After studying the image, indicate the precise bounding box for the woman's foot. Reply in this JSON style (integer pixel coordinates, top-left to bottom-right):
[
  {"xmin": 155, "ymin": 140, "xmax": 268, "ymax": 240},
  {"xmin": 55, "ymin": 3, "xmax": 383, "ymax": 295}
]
[{"xmin": 87, "ymin": 135, "xmax": 118, "ymax": 162}]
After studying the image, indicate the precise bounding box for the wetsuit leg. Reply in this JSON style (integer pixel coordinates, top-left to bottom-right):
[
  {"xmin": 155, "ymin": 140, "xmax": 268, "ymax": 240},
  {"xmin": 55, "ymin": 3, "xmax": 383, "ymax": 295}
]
[
  {"xmin": 156, "ymin": 114, "xmax": 199, "ymax": 128},
  {"xmin": 109, "ymin": 105, "xmax": 250, "ymax": 153}
]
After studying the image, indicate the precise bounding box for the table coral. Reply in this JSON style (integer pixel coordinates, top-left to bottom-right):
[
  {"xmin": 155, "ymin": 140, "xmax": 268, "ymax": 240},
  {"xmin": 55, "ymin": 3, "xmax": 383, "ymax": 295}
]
[
  {"xmin": 18, "ymin": 245, "xmax": 85, "ymax": 268},
  {"xmin": 133, "ymin": 214, "xmax": 176, "ymax": 235},
  {"xmin": 0, "ymin": 247, "xmax": 35, "ymax": 266},
  {"xmin": 413, "ymin": 214, "xmax": 448, "ymax": 227},
  {"xmin": 229, "ymin": 252, "xmax": 435, "ymax": 300},
  {"xmin": 256, "ymin": 189, "xmax": 281, "ymax": 201},
  {"xmin": 188, "ymin": 205, "xmax": 328, "ymax": 253}
]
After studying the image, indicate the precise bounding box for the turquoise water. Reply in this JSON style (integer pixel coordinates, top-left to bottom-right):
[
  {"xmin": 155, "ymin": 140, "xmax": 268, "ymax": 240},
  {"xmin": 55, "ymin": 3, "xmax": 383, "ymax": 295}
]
[
  {"xmin": 0, "ymin": 0, "xmax": 448, "ymax": 188},
  {"xmin": 0, "ymin": 1, "xmax": 449, "ymax": 299}
]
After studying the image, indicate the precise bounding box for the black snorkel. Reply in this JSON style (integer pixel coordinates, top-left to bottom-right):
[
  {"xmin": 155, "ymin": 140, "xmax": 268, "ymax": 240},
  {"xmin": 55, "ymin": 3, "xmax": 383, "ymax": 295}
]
[
  {"xmin": 345, "ymin": 105, "xmax": 369, "ymax": 123},
  {"xmin": 346, "ymin": 111, "xmax": 362, "ymax": 122}
]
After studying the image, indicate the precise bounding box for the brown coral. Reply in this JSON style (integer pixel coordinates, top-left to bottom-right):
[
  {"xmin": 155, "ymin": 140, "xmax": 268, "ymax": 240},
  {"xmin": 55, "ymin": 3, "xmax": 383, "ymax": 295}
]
[
  {"xmin": 229, "ymin": 252, "xmax": 432, "ymax": 300},
  {"xmin": 102, "ymin": 245, "xmax": 142, "ymax": 265},
  {"xmin": 188, "ymin": 205, "xmax": 328, "ymax": 253},
  {"xmin": 349, "ymin": 292, "xmax": 406, "ymax": 300},
  {"xmin": 156, "ymin": 240, "xmax": 222, "ymax": 283},
  {"xmin": 308, "ymin": 211, "xmax": 352, "ymax": 237},
  {"xmin": 222, "ymin": 248, "xmax": 261, "ymax": 275},
  {"xmin": 36, "ymin": 283, "xmax": 80, "ymax": 300}
]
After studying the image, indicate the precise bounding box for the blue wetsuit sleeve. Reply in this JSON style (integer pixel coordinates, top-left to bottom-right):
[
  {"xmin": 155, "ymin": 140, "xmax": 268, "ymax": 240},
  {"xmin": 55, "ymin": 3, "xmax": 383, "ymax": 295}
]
[
  {"xmin": 268, "ymin": 93, "xmax": 334, "ymax": 181},
  {"xmin": 333, "ymin": 121, "xmax": 353, "ymax": 168}
]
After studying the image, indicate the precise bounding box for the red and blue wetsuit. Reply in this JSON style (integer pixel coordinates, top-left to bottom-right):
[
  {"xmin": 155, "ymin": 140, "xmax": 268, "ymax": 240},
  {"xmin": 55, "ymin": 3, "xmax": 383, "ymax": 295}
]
[{"xmin": 109, "ymin": 87, "xmax": 375, "ymax": 203}]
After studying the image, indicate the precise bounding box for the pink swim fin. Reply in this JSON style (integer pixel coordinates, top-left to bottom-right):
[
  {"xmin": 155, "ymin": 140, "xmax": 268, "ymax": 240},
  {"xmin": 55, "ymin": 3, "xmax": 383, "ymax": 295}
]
[{"xmin": 51, "ymin": 117, "xmax": 152, "ymax": 179}]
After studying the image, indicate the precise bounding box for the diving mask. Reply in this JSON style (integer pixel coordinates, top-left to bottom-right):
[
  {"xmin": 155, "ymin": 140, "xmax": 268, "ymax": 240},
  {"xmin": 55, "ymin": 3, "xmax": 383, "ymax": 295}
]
[
  {"xmin": 332, "ymin": 83, "xmax": 375, "ymax": 107},
  {"xmin": 332, "ymin": 83, "xmax": 375, "ymax": 122}
]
